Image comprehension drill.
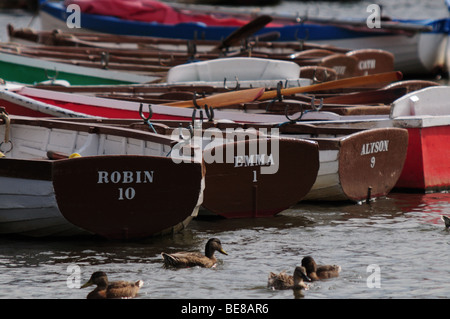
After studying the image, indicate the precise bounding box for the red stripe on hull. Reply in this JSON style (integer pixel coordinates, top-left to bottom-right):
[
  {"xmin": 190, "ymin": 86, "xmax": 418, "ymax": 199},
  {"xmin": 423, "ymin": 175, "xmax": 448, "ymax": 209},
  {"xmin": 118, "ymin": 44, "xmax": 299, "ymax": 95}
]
[{"xmin": 1, "ymin": 95, "xmax": 190, "ymax": 121}]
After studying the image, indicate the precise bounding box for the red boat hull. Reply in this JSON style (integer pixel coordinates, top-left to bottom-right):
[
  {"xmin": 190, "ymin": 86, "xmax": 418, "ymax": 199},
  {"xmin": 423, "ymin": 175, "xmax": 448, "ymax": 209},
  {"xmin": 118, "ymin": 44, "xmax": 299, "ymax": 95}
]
[{"xmin": 395, "ymin": 126, "xmax": 450, "ymax": 191}]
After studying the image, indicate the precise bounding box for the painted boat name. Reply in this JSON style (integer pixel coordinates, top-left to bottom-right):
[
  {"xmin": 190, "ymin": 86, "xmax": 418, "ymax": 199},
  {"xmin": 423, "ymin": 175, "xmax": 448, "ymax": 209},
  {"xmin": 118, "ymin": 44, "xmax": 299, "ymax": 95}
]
[
  {"xmin": 97, "ymin": 170, "xmax": 154, "ymax": 184},
  {"xmin": 97, "ymin": 170, "xmax": 154, "ymax": 200},
  {"xmin": 234, "ymin": 154, "xmax": 274, "ymax": 168},
  {"xmin": 359, "ymin": 59, "xmax": 376, "ymax": 70},
  {"xmin": 360, "ymin": 140, "xmax": 389, "ymax": 155}
]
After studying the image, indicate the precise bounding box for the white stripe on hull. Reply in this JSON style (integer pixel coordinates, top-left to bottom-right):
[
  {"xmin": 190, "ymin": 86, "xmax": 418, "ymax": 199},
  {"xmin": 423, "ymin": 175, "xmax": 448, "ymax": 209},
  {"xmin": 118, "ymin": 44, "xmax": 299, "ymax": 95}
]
[
  {"xmin": 302, "ymin": 149, "xmax": 346, "ymax": 201},
  {"xmin": 0, "ymin": 177, "xmax": 89, "ymax": 237}
]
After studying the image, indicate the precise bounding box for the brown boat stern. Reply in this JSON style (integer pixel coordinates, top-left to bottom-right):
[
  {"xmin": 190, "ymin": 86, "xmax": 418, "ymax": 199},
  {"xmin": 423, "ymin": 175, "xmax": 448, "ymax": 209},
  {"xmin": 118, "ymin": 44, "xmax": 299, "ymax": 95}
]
[
  {"xmin": 338, "ymin": 127, "xmax": 408, "ymax": 202},
  {"xmin": 52, "ymin": 155, "xmax": 204, "ymax": 240},
  {"xmin": 202, "ymin": 135, "xmax": 319, "ymax": 218}
]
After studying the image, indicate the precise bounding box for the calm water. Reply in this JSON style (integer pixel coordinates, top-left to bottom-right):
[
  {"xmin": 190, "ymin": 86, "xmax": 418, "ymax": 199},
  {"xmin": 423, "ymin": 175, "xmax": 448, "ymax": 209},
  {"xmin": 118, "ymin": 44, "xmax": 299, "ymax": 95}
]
[
  {"xmin": 0, "ymin": 1, "xmax": 450, "ymax": 300},
  {"xmin": 0, "ymin": 192, "xmax": 449, "ymax": 300}
]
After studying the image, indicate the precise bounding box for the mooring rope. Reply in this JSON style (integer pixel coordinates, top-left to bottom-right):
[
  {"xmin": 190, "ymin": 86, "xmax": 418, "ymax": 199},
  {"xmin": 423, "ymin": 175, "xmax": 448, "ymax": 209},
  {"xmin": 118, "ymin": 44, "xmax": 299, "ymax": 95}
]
[{"xmin": 0, "ymin": 108, "xmax": 12, "ymax": 154}]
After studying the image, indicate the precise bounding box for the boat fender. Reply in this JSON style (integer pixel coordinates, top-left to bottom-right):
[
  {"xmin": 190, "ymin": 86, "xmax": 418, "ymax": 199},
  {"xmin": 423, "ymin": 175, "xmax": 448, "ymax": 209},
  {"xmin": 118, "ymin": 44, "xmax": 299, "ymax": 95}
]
[{"xmin": 0, "ymin": 151, "xmax": 4, "ymax": 158}]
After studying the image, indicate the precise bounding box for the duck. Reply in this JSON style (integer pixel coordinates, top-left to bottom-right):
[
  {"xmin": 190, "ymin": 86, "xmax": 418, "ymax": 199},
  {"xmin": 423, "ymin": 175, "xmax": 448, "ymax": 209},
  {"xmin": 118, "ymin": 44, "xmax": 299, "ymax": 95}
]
[
  {"xmin": 267, "ymin": 266, "xmax": 310, "ymax": 290},
  {"xmin": 301, "ymin": 256, "xmax": 341, "ymax": 281},
  {"xmin": 161, "ymin": 238, "xmax": 228, "ymax": 268},
  {"xmin": 80, "ymin": 271, "xmax": 143, "ymax": 299},
  {"xmin": 441, "ymin": 215, "xmax": 450, "ymax": 228}
]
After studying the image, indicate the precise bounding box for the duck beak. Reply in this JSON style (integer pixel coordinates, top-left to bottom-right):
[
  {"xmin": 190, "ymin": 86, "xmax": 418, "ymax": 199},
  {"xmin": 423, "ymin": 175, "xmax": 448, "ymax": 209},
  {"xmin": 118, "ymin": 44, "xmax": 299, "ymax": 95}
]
[
  {"xmin": 80, "ymin": 280, "xmax": 93, "ymax": 289},
  {"xmin": 300, "ymin": 269, "xmax": 311, "ymax": 282},
  {"xmin": 219, "ymin": 248, "xmax": 228, "ymax": 255}
]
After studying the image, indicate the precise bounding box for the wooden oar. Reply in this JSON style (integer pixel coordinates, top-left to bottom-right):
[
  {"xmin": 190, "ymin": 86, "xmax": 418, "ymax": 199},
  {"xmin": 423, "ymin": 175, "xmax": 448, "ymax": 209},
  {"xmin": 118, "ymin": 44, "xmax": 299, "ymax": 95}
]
[
  {"xmin": 321, "ymin": 87, "xmax": 407, "ymax": 105},
  {"xmin": 165, "ymin": 87, "xmax": 265, "ymax": 108},
  {"xmin": 213, "ymin": 15, "xmax": 273, "ymax": 51},
  {"xmin": 258, "ymin": 71, "xmax": 403, "ymax": 101}
]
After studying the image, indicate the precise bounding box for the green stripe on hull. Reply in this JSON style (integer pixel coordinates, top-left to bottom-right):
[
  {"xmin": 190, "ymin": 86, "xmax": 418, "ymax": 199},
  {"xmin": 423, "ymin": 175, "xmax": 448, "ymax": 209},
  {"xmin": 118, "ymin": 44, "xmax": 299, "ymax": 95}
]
[{"xmin": 0, "ymin": 61, "xmax": 138, "ymax": 85}]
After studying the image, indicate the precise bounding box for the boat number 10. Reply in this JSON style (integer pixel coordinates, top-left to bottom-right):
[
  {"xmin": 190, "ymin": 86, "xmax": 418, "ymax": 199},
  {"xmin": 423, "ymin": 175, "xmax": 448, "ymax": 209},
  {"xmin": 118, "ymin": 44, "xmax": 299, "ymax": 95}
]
[{"xmin": 118, "ymin": 187, "xmax": 136, "ymax": 200}]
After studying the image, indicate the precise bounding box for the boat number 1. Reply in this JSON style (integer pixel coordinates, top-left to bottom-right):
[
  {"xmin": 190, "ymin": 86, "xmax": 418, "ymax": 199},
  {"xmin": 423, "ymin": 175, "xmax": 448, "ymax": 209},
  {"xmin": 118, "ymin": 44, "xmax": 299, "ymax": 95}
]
[
  {"xmin": 370, "ymin": 156, "xmax": 376, "ymax": 168},
  {"xmin": 253, "ymin": 170, "xmax": 257, "ymax": 182},
  {"xmin": 118, "ymin": 187, "xmax": 136, "ymax": 200}
]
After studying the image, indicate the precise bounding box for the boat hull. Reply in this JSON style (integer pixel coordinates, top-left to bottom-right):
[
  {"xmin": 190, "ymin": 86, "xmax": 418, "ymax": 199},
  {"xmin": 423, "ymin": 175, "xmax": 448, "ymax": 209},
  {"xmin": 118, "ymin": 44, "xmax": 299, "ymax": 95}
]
[
  {"xmin": 394, "ymin": 124, "xmax": 450, "ymax": 191},
  {"xmin": 0, "ymin": 174, "xmax": 87, "ymax": 237},
  {"xmin": 0, "ymin": 117, "xmax": 204, "ymax": 239},
  {"xmin": 38, "ymin": 1, "xmax": 450, "ymax": 75},
  {"xmin": 0, "ymin": 52, "xmax": 160, "ymax": 85},
  {"xmin": 2, "ymin": 85, "xmax": 449, "ymax": 193},
  {"xmin": 304, "ymin": 116, "xmax": 450, "ymax": 193},
  {"xmin": 52, "ymin": 155, "xmax": 203, "ymax": 239},
  {"xmin": 276, "ymin": 126, "xmax": 408, "ymax": 202},
  {"xmin": 202, "ymin": 136, "xmax": 319, "ymax": 217}
]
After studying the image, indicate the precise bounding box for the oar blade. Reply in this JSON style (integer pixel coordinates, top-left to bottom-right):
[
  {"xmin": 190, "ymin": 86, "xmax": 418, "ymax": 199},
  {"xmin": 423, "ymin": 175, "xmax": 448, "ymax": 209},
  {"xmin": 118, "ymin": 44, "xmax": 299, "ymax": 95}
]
[{"xmin": 214, "ymin": 15, "xmax": 273, "ymax": 51}]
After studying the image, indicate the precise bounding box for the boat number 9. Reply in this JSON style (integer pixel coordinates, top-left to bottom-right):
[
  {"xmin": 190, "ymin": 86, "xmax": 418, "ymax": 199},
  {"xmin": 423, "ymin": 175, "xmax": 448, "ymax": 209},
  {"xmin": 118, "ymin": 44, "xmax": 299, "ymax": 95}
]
[
  {"xmin": 370, "ymin": 156, "xmax": 376, "ymax": 168},
  {"xmin": 118, "ymin": 187, "xmax": 136, "ymax": 200}
]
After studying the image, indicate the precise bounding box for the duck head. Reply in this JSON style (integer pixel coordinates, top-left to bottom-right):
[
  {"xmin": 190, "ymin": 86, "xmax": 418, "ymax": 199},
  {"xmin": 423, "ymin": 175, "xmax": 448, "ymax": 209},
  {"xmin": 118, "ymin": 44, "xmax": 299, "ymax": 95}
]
[
  {"xmin": 205, "ymin": 238, "xmax": 228, "ymax": 258},
  {"xmin": 81, "ymin": 271, "xmax": 108, "ymax": 289}
]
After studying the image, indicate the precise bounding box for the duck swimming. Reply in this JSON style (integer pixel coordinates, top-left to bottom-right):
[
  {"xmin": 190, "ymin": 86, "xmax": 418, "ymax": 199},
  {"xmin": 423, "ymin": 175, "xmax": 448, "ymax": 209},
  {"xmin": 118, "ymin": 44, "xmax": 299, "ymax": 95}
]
[
  {"xmin": 441, "ymin": 215, "xmax": 450, "ymax": 228},
  {"xmin": 301, "ymin": 256, "xmax": 341, "ymax": 281},
  {"xmin": 80, "ymin": 271, "xmax": 143, "ymax": 299},
  {"xmin": 268, "ymin": 266, "xmax": 310, "ymax": 290},
  {"xmin": 161, "ymin": 238, "xmax": 228, "ymax": 268}
]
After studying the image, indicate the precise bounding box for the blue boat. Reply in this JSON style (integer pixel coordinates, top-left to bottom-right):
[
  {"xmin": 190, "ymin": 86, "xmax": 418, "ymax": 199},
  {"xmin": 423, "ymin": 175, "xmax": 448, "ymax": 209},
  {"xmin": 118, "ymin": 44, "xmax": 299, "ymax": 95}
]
[{"xmin": 38, "ymin": 0, "xmax": 450, "ymax": 75}]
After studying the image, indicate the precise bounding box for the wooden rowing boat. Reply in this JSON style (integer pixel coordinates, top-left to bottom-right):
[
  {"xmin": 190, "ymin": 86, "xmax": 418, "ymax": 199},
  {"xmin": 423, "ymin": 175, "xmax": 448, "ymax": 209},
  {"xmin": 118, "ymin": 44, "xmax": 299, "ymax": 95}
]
[
  {"xmin": 54, "ymin": 118, "xmax": 408, "ymax": 203},
  {"xmin": 0, "ymin": 71, "xmax": 404, "ymax": 121},
  {"xmin": 1, "ymin": 78, "xmax": 447, "ymax": 192},
  {"xmin": 0, "ymin": 49, "xmax": 162, "ymax": 85},
  {"xmin": 275, "ymin": 124, "xmax": 408, "ymax": 202},
  {"xmin": 0, "ymin": 37, "xmax": 373, "ymax": 86},
  {"xmin": 298, "ymin": 86, "xmax": 450, "ymax": 192},
  {"xmin": 6, "ymin": 26, "xmax": 395, "ymax": 82},
  {"xmin": 188, "ymin": 126, "xmax": 320, "ymax": 217},
  {"xmin": 0, "ymin": 111, "xmax": 204, "ymax": 239},
  {"xmin": 37, "ymin": 0, "xmax": 450, "ymax": 75},
  {"xmin": 163, "ymin": 121, "xmax": 408, "ymax": 202}
]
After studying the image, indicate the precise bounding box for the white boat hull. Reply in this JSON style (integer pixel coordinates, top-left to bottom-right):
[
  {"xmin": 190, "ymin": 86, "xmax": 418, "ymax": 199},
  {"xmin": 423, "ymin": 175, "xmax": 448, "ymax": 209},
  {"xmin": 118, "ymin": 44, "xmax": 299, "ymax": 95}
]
[
  {"xmin": 0, "ymin": 176, "xmax": 88, "ymax": 237},
  {"xmin": 314, "ymin": 32, "xmax": 447, "ymax": 75}
]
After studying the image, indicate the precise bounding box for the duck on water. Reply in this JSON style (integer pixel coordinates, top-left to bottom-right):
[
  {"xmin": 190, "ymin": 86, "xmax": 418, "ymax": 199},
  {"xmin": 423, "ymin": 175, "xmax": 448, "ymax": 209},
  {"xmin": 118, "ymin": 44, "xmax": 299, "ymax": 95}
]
[
  {"xmin": 80, "ymin": 271, "xmax": 143, "ymax": 299},
  {"xmin": 161, "ymin": 238, "xmax": 228, "ymax": 268}
]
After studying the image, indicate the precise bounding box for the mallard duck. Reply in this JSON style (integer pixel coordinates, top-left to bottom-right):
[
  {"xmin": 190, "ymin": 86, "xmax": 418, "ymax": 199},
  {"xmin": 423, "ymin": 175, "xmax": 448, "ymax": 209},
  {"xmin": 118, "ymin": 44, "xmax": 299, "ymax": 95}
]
[
  {"xmin": 301, "ymin": 256, "xmax": 341, "ymax": 281},
  {"xmin": 441, "ymin": 215, "xmax": 450, "ymax": 228},
  {"xmin": 161, "ymin": 238, "xmax": 228, "ymax": 268},
  {"xmin": 268, "ymin": 266, "xmax": 310, "ymax": 290},
  {"xmin": 80, "ymin": 271, "xmax": 143, "ymax": 299}
]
